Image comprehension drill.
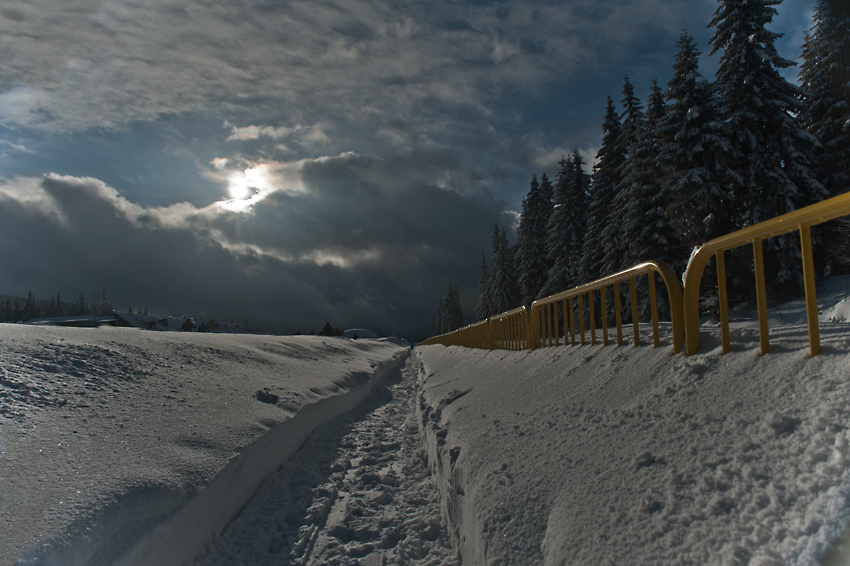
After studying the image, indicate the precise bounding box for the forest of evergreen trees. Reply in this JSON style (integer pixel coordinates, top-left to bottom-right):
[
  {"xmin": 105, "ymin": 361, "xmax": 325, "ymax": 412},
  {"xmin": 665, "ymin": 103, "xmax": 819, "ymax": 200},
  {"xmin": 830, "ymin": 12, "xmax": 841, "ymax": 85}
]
[
  {"xmin": 445, "ymin": 0, "xmax": 848, "ymax": 337},
  {"xmin": 0, "ymin": 288, "xmax": 120, "ymax": 323}
]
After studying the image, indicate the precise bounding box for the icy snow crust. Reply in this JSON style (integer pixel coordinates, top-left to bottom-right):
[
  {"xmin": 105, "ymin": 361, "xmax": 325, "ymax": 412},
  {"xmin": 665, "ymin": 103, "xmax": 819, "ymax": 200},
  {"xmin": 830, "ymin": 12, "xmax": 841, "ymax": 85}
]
[
  {"xmin": 417, "ymin": 318, "xmax": 850, "ymax": 565},
  {"xmin": 0, "ymin": 327, "xmax": 406, "ymax": 565}
]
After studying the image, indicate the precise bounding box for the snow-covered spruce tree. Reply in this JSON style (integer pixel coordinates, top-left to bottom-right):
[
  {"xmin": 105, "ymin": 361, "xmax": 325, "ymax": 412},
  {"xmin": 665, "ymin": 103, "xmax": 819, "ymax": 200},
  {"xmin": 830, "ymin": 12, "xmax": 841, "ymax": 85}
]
[
  {"xmin": 517, "ymin": 174, "xmax": 554, "ymax": 306},
  {"xmin": 620, "ymin": 78, "xmax": 682, "ymax": 270},
  {"xmin": 580, "ymin": 97, "xmax": 625, "ymax": 285},
  {"xmin": 800, "ymin": 0, "xmax": 850, "ymax": 197},
  {"xmin": 657, "ymin": 30, "xmax": 732, "ymax": 251},
  {"xmin": 541, "ymin": 158, "xmax": 575, "ymax": 298},
  {"xmin": 489, "ymin": 225, "xmax": 520, "ymax": 315},
  {"xmin": 475, "ymin": 252, "xmax": 492, "ymax": 321},
  {"xmin": 800, "ymin": 0, "xmax": 850, "ymax": 271},
  {"xmin": 567, "ymin": 151, "xmax": 591, "ymax": 284},
  {"xmin": 709, "ymin": 0, "xmax": 827, "ymax": 291},
  {"xmin": 616, "ymin": 79, "xmax": 685, "ymax": 318},
  {"xmin": 601, "ymin": 77, "xmax": 645, "ymax": 279},
  {"xmin": 541, "ymin": 152, "xmax": 591, "ymax": 298}
]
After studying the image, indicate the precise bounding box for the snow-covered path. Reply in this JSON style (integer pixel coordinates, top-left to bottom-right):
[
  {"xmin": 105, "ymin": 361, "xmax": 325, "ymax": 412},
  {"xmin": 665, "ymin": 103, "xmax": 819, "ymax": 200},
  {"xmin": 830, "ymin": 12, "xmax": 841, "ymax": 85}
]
[{"xmin": 193, "ymin": 355, "xmax": 459, "ymax": 566}]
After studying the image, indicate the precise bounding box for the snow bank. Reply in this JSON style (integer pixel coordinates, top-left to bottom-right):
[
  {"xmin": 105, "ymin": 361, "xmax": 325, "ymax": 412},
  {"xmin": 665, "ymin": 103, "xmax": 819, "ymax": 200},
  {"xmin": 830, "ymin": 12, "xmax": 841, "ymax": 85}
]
[
  {"xmin": 0, "ymin": 326, "xmax": 406, "ymax": 566},
  {"xmin": 416, "ymin": 318, "xmax": 850, "ymax": 565}
]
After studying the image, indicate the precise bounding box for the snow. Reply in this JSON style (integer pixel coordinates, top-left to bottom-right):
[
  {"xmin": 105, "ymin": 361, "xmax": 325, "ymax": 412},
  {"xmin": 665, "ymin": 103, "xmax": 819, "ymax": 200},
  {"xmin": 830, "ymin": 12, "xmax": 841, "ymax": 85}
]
[
  {"xmin": 0, "ymin": 328, "xmax": 406, "ymax": 565},
  {"xmin": 192, "ymin": 355, "xmax": 458, "ymax": 566},
  {"xmin": 416, "ymin": 277, "xmax": 850, "ymax": 565},
  {"xmin": 343, "ymin": 328, "xmax": 380, "ymax": 339},
  {"xmin": 3, "ymin": 277, "xmax": 850, "ymax": 565}
]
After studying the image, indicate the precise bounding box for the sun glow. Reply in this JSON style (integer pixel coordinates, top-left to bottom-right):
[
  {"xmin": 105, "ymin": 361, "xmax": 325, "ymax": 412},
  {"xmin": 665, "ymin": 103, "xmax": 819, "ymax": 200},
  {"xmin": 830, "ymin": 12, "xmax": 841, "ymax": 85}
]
[
  {"xmin": 219, "ymin": 166, "xmax": 274, "ymax": 212},
  {"xmin": 228, "ymin": 167, "xmax": 270, "ymax": 200}
]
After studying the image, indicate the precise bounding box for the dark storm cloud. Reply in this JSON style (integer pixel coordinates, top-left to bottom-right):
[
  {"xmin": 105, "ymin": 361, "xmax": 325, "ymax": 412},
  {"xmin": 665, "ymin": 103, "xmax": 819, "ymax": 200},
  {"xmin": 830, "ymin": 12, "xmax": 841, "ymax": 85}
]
[{"xmin": 0, "ymin": 159, "xmax": 502, "ymax": 335}]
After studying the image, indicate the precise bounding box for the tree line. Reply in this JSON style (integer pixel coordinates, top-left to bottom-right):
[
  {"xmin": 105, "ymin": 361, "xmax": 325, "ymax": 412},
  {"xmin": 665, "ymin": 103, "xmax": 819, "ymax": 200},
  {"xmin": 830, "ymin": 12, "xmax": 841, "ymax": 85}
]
[
  {"xmin": 0, "ymin": 288, "xmax": 121, "ymax": 323},
  {"xmin": 460, "ymin": 0, "xmax": 849, "ymax": 333}
]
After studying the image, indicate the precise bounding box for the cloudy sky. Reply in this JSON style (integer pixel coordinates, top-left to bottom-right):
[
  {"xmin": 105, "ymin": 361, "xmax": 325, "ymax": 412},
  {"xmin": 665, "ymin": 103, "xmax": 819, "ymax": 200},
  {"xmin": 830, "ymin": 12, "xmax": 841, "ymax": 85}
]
[{"xmin": 0, "ymin": 0, "xmax": 814, "ymax": 337}]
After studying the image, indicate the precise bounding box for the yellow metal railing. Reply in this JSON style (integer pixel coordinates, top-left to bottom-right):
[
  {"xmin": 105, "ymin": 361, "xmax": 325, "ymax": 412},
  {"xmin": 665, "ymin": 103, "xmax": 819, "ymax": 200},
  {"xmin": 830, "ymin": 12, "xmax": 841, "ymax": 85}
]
[
  {"xmin": 489, "ymin": 306, "xmax": 530, "ymax": 350},
  {"xmin": 420, "ymin": 307, "xmax": 529, "ymax": 350},
  {"xmin": 420, "ymin": 318, "xmax": 491, "ymax": 349},
  {"xmin": 683, "ymin": 191, "xmax": 850, "ymax": 357},
  {"xmin": 423, "ymin": 192, "xmax": 850, "ymax": 358},
  {"xmin": 529, "ymin": 261, "xmax": 685, "ymax": 354}
]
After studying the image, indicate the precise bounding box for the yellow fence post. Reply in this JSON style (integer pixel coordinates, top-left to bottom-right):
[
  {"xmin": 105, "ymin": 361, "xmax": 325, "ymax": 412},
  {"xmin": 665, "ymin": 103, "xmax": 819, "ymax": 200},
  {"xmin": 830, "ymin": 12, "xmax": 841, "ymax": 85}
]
[
  {"xmin": 648, "ymin": 272, "xmax": 660, "ymax": 348},
  {"xmin": 630, "ymin": 277, "xmax": 640, "ymax": 347},
  {"xmin": 614, "ymin": 282, "xmax": 623, "ymax": 347},
  {"xmin": 601, "ymin": 286, "xmax": 609, "ymax": 346},
  {"xmin": 589, "ymin": 291, "xmax": 597, "ymax": 345},
  {"xmin": 800, "ymin": 223, "xmax": 820, "ymax": 357},
  {"xmin": 716, "ymin": 250, "xmax": 730, "ymax": 354},
  {"xmin": 529, "ymin": 305, "xmax": 539, "ymax": 351},
  {"xmin": 578, "ymin": 293, "xmax": 586, "ymax": 345},
  {"xmin": 752, "ymin": 237, "xmax": 770, "ymax": 355}
]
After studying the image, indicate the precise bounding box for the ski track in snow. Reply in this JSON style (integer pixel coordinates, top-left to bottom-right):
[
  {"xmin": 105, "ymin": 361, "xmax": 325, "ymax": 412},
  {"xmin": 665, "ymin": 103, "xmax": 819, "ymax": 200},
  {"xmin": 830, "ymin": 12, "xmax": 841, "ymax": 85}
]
[{"xmin": 193, "ymin": 355, "xmax": 459, "ymax": 566}]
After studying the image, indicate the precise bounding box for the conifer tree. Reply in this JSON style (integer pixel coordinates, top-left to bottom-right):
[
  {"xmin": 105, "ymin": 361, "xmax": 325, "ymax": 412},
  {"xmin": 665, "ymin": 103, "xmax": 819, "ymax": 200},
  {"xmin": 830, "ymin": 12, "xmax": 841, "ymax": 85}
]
[
  {"xmin": 0, "ymin": 296, "xmax": 9, "ymax": 322},
  {"xmin": 448, "ymin": 284, "xmax": 464, "ymax": 330},
  {"xmin": 475, "ymin": 252, "xmax": 492, "ymax": 321},
  {"xmin": 541, "ymin": 158, "xmax": 575, "ymax": 297},
  {"xmin": 620, "ymin": 78, "xmax": 682, "ymax": 271},
  {"xmin": 799, "ymin": 0, "xmax": 850, "ymax": 198},
  {"xmin": 23, "ymin": 289, "xmax": 37, "ymax": 321},
  {"xmin": 657, "ymin": 31, "xmax": 731, "ymax": 250},
  {"xmin": 55, "ymin": 293, "xmax": 63, "ymax": 317},
  {"xmin": 604, "ymin": 77, "xmax": 646, "ymax": 277},
  {"xmin": 799, "ymin": 0, "xmax": 850, "ymax": 271},
  {"xmin": 709, "ymin": 0, "xmax": 826, "ymax": 289},
  {"xmin": 489, "ymin": 225, "xmax": 520, "ymax": 314},
  {"xmin": 517, "ymin": 174, "xmax": 554, "ymax": 306},
  {"xmin": 77, "ymin": 292, "xmax": 89, "ymax": 315},
  {"xmin": 12, "ymin": 296, "xmax": 22, "ymax": 322},
  {"xmin": 580, "ymin": 97, "xmax": 625, "ymax": 284},
  {"xmin": 541, "ymin": 153, "xmax": 590, "ymax": 297},
  {"xmin": 439, "ymin": 292, "xmax": 452, "ymax": 334}
]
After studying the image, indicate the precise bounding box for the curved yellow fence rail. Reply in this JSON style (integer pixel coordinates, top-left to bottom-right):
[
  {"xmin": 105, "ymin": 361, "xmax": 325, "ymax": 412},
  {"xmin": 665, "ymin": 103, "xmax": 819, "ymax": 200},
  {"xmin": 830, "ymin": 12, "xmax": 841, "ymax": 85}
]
[
  {"xmin": 421, "ymin": 262, "xmax": 683, "ymax": 354},
  {"xmin": 530, "ymin": 261, "xmax": 684, "ymax": 354},
  {"xmin": 683, "ymin": 191, "xmax": 850, "ymax": 357}
]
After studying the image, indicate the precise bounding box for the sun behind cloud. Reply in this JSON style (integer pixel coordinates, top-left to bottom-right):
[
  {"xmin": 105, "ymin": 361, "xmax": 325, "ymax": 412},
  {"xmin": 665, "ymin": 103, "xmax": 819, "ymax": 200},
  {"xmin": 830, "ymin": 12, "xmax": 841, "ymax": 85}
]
[{"xmin": 228, "ymin": 167, "xmax": 270, "ymax": 200}]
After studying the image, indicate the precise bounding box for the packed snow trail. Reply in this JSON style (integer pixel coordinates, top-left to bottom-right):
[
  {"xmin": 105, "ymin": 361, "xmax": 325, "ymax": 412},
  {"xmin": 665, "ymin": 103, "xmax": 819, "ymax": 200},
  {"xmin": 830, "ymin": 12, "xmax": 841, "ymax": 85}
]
[{"xmin": 193, "ymin": 355, "xmax": 459, "ymax": 566}]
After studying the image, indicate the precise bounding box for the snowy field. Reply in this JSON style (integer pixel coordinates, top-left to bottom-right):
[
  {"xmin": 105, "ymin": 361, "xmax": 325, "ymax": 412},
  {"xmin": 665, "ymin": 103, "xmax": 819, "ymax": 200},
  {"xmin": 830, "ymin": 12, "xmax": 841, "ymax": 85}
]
[
  {"xmin": 2, "ymin": 277, "xmax": 850, "ymax": 565},
  {"xmin": 0, "ymin": 329, "xmax": 407, "ymax": 565}
]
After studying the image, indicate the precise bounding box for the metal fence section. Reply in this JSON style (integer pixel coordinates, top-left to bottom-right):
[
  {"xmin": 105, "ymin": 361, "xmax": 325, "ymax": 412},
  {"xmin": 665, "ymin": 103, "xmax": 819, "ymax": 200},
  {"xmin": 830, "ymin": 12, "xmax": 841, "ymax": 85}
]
[
  {"xmin": 489, "ymin": 306, "xmax": 530, "ymax": 350},
  {"xmin": 682, "ymin": 191, "xmax": 850, "ymax": 357},
  {"xmin": 529, "ymin": 261, "xmax": 685, "ymax": 354}
]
